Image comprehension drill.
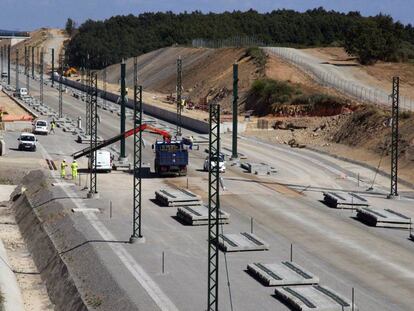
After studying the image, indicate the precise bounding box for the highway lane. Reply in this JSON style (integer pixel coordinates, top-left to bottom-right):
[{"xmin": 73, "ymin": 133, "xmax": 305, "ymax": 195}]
[{"xmin": 7, "ymin": 71, "xmax": 414, "ymax": 310}]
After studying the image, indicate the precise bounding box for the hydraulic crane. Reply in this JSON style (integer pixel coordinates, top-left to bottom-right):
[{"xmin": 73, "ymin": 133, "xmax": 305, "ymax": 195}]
[
  {"xmin": 72, "ymin": 124, "xmax": 171, "ymax": 159},
  {"xmin": 72, "ymin": 124, "xmax": 189, "ymax": 176}
]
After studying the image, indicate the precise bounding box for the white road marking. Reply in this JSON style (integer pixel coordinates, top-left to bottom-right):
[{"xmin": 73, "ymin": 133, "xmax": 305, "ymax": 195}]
[
  {"xmin": 277, "ymin": 204, "xmax": 414, "ymax": 279},
  {"xmin": 39, "ymin": 143, "xmax": 179, "ymax": 311}
]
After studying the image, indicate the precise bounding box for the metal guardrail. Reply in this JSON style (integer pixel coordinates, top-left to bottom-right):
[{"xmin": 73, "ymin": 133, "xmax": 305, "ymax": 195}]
[{"xmin": 264, "ymin": 47, "xmax": 414, "ymax": 111}]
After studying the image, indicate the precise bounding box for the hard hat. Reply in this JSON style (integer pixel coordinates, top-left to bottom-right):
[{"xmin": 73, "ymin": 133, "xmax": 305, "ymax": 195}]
[{"xmin": 73, "ymin": 159, "xmax": 77, "ymax": 162}]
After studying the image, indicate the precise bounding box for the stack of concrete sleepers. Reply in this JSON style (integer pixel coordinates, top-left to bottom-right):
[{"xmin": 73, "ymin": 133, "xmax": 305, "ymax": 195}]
[
  {"xmin": 323, "ymin": 192, "xmax": 368, "ymax": 209},
  {"xmin": 274, "ymin": 285, "xmax": 357, "ymax": 311},
  {"xmin": 357, "ymin": 208, "xmax": 411, "ymax": 228},
  {"xmin": 176, "ymin": 205, "xmax": 230, "ymax": 225},
  {"xmin": 155, "ymin": 188, "xmax": 202, "ymax": 207},
  {"xmin": 218, "ymin": 232, "xmax": 269, "ymax": 252},
  {"xmin": 247, "ymin": 261, "xmax": 319, "ymax": 286},
  {"xmin": 76, "ymin": 134, "xmax": 104, "ymax": 144}
]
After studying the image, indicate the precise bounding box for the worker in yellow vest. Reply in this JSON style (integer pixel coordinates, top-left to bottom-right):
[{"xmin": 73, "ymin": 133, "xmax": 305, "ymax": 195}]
[
  {"xmin": 71, "ymin": 160, "xmax": 78, "ymax": 179},
  {"xmin": 60, "ymin": 159, "xmax": 67, "ymax": 179}
]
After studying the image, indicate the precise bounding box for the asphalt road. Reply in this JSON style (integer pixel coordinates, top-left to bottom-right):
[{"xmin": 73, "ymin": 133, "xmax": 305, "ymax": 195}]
[{"xmin": 4, "ymin": 70, "xmax": 414, "ymax": 310}]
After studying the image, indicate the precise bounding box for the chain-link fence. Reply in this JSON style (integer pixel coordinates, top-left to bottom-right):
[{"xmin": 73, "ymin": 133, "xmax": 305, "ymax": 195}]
[
  {"xmin": 192, "ymin": 37, "xmax": 265, "ymax": 49},
  {"xmin": 264, "ymin": 47, "xmax": 414, "ymax": 111}
]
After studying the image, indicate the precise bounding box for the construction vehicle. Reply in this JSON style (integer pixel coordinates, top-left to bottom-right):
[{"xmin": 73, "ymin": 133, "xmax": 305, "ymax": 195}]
[
  {"xmin": 153, "ymin": 139, "xmax": 188, "ymax": 176},
  {"xmin": 72, "ymin": 124, "xmax": 189, "ymax": 176},
  {"xmin": 64, "ymin": 67, "xmax": 77, "ymax": 77}
]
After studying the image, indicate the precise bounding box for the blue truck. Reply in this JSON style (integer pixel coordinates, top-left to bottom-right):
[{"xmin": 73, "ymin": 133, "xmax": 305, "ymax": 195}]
[{"xmin": 153, "ymin": 140, "xmax": 188, "ymax": 176}]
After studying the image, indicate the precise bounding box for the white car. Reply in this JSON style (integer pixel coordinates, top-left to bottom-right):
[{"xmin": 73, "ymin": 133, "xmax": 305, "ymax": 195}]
[
  {"xmin": 18, "ymin": 132, "xmax": 37, "ymax": 151},
  {"xmin": 33, "ymin": 120, "xmax": 49, "ymax": 135},
  {"xmin": 204, "ymin": 154, "xmax": 226, "ymax": 173}
]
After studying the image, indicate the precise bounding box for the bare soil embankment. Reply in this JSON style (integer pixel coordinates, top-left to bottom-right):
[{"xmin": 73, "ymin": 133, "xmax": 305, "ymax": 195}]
[
  {"xmin": 1, "ymin": 28, "xmax": 67, "ymax": 69},
  {"xmin": 94, "ymin": 47, "xmax": 261, "ymax": 120}
]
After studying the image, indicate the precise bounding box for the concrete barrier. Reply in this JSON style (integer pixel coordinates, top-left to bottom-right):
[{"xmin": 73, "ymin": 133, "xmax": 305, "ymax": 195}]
[
  {"xmin": 4, "ymin": 121, "xmax": 32, "ymax": 132},
  {"xmin": 61, "ymin": 78, "xmax": 210, "ymax": 133}
]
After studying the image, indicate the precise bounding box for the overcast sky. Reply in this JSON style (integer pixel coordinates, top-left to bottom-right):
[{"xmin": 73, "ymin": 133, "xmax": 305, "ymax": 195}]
[{"xmin": 1, "ymin": 0, "xmax": 413, "ymax": 30}]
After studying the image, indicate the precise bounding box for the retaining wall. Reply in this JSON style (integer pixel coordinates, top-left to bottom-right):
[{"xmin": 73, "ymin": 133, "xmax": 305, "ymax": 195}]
[{"xmin": 62, "ymin": 78, "xmax": 210, "ymax": 133}]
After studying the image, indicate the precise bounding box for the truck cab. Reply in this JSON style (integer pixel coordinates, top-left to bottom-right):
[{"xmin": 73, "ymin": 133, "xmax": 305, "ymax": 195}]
[{"xmin": 154, "ymin": 140, "xmax": 188, "ymax": 176}]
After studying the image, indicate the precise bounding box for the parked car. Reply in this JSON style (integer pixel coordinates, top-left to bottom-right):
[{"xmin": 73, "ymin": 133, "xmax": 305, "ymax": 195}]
[
  {"xmin": 33, "ymin": 119, "xmax": 49, "ymax": 135},
  {"xmin": 17, "ymin": 132, "xmax": 37, "ymax": 151},
  {"xmin": 203, "ymin": 154, "xmax": 226, "ymax": 173}
]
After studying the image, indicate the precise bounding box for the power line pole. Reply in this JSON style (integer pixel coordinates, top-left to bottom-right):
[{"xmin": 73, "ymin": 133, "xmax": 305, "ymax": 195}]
[
  {"xmin": 103, "ymin": 64, "xmax": 107, "ymax": 109},
  {"xmin": 176, "ymin": 56, "xmax": 182, "ymax": 136},
  {"xmin": 25, "ymin": 46, "xmax": 29, "ymax": 92},
  {"xmin": 120, "ymin": 60, "xmax": 127, "ymax": 158},
  {"xmin": 85, "ymin": 59, "xmax": 91, "ymax": 135},
  {"xmin": 58, "ymin": 51, "xmax": 64, "ymax": 118},
  {"xmin": 7, "ymin": 45, "xmax": 10, "ymax": 85},
  {"xmin": 130, "ymin": 56, "xmax": 143, "ymax": 243},
  {"xmin": 207, "ymin": 97, "xmax": 221, "ymax": 311},
  {"xmin": 87, "ymin": 71, "xmax": 99, "ymax": 199},
  {"xmin": 232, "ymin": 62, "xmax": 239, "ymax": 159},
  {"xmin": 1, "ymin": 46, "xmax": 3, "ymax": 77},
  {"xmin": 51, "ymin": 48, "xmax": 55, "ymax": 87},
  {"xmin": 39, "ymin": 50, "xmax": 44, "ymax": 105},
  {"xmin": 31, "ymin": 46, "xmax": 34, "ymax": 79},
  {"xmin": 15, "ymin": 48, "xmax": 19, "ymax": 90},
  {"xmin": 389, "ymin": 77, "xmax": 400, "ymax": 199}
]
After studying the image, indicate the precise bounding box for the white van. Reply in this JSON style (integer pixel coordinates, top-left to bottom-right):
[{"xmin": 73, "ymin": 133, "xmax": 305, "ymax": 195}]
[
  {"xmin": 33, "ymin": 119, "xmax": 49, "ymax": 135},
  {"xmin": 18, "ymin": 132, "xmax": 37, "ymax": 151},
  {"xmin": 18, "ymin": 88, "xmax": 28, "ymax": 98},
  {"xmin": 88, "ymin": 150, "xmax": 112, "ymax": 172}
]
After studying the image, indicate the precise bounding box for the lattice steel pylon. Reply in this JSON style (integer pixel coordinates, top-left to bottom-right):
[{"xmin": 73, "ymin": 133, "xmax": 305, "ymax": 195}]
[
  {"xmin": 389, "ymin": 77, "xmax": 400, "ymax": 198},
  {"xmin": 25, "ymin": 46, "xmax": 30, "ymax": 91},
  {"xmin": 85, "ymin": 64, "xmax": 91, "ymax": 135},
  {"xmin": 39, "ymin": 50, "xmax": 44, "ymax": 105},
  {"xmin": 176, "ymin": 57, "xmax": 182, "ymax": 136},
  {"xmin": 88, "ymin": 71, "xmax": 98, "ymax": 198},
  {"xmin": 130, "ymin": 56, "xmax": 143, "ymax": 243},
  {"xmin": 58, "ymin": 51, "xmax": 64, "ymax": 118},
  {"xmin": 15, "ymin": 48, "xmax": 19, "ymax": 90},
  {"xmin": 207, "ymin": 98, "xmax": 221, "ymax": 311}
]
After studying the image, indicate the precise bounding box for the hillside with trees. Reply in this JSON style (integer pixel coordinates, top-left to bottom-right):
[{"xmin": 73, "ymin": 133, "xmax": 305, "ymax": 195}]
[{"xmin": 65, "ymin": 8, "xmax": 414, "ymax": 69}]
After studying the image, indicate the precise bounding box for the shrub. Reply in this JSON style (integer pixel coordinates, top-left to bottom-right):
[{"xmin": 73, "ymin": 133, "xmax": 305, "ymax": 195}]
[{"xmin": 245, "ymin": 47, "xmax": 267, "ymax": 69}]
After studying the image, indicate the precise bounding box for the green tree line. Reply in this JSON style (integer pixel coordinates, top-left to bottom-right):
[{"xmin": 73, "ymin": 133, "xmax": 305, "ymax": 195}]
[{"xmin": 65, "ymin": 8, "xmax": 414, "ymax": 69}]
